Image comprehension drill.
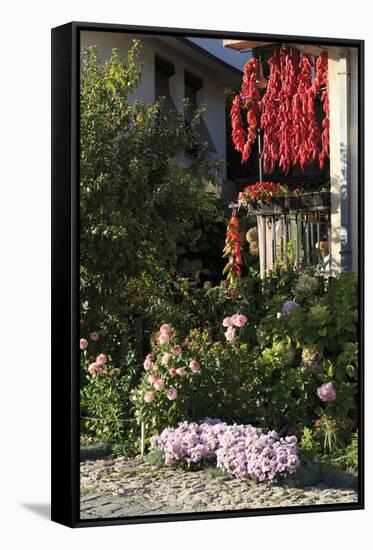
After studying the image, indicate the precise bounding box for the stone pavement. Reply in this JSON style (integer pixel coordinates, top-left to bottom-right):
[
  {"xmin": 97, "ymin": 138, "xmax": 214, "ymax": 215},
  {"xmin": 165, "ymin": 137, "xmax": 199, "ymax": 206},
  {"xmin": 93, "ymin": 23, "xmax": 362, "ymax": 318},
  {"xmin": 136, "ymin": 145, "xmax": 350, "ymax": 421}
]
[{"xmin": 80, "ymin": 455, "xmax": 358, "ymax": 519}]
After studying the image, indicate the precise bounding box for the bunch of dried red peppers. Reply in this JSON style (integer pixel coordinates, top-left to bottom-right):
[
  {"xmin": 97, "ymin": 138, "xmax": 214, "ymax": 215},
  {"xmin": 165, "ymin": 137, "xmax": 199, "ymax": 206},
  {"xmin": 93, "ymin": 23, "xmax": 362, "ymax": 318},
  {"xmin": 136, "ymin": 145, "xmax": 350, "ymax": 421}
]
[{"xmin": 230, "ymin": 48, "xmax": 330, "ymax": 174}]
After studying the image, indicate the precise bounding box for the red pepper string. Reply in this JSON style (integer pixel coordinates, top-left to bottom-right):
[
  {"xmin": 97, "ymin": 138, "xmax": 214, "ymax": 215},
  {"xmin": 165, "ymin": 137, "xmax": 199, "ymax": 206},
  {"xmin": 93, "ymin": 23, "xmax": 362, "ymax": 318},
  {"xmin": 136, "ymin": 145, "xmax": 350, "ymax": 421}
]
[
  {"xmin": 312, "ymin": 51, "xmax": 329, "ymax": 169},
  {"xmin": 223, "ymin": 211, "xmax": 243, "ymax": 283},
  {"xmin": 260, "ymin": 50, "xmax": 282, "ymax": 174},
  {"xmin": 232, "ymin": 49, "xmax": 329, "ymax": 175},
  {"xmin": 230, "ymin": 58, "xmax": 260, "ymax": 163},
  {"xmin": 278, "ymin": 47, "xmax": 300, "ymax": 174}
]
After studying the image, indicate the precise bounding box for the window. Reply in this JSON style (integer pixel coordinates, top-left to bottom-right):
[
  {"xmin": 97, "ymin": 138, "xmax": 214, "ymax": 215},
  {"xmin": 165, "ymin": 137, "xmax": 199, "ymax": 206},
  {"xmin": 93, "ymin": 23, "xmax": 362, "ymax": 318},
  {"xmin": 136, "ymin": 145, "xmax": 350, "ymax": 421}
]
[
  {"xmin": 155, "ymin": 56, "xmax": 177, "ymax": 113},
  {"xmin": 184, "ymin": 71, "xmax": 217, "ymax": 154}
]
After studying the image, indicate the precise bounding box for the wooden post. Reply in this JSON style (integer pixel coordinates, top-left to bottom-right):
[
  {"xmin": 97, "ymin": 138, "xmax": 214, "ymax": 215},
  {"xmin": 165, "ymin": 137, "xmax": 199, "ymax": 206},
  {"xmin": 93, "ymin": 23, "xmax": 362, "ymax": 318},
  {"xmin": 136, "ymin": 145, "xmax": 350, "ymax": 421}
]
[{"xmin": 140, "ymin": 422, "xmax": 145, "ymax": 457}]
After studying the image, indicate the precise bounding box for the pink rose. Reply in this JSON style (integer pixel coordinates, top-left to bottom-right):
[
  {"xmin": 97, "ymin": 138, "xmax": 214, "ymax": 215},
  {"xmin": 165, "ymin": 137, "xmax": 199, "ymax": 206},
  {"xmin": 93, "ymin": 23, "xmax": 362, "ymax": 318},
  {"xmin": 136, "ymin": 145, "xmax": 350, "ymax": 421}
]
[
  {"xmin": 231, "ymin": 314, "xmax": 248, "ymax": 327},
  {"xmin": 96, "ymin": 353, "xmax": 107, "ymax": 366},
  {"xmin": 167, "ymin": 388, "xmax": 177, "ymax": 401},
  {"xmin": 189, "ymin": 360, "xmax": 201, "ymax": 373},
  {"xmin": 146, "ymin": 353, "xmax": 155, "ymax": 361},
  {"xmin": 159, "ymin": 332, "xmax": 170, "ymax": 345},
  {"xmin": 90, "ymin": 332, "xmax": 100, "ymax": 342},
  {"xmin": 173, "ymin": 345, "xmax": 182, "ymax": 355},
  {"xmin": 224, "ymin": 327, "xmax": 235, "ymax": 342},
  {"xmin": 144, "ymin": 391, "xmax": 155, "ymax": 403},
  {"xmin": 160, "ymin": 323, "xmax": 172, "ymax": 334},
  {"xmin": 232, "ymin": 314, "xmax": 248, "ymax": 328},
  {"xmin": 168, "ymin": 368, "xmax": 177, "ymax": 377},
  {"xmin": 162, "ymin": 353, "xmax": 172, "ymax": 366},
  {"xmin": 222, "ymin": 316, "xmax": 233, "ymax": 328},
  {"xmin": 153, "ymin": 378, "xmax": 165, "ymax": 390},
  {"xmin": 148, "ymin": 374, "xmax": 157, "ymax": 384},
  {"xmin": 143, "ymin": 359, "xmax": 153, "ymax": 370},
  {"xmin": 88, "ymin": 362, "xmax": 102, "ymax": 375},
  {"xmin": 176, "ymin": 367, "xmax": 186, "ymax": 376},
  {"xmin": 80, "ymin": 338, "xmax": 88, "ymax": 350}
]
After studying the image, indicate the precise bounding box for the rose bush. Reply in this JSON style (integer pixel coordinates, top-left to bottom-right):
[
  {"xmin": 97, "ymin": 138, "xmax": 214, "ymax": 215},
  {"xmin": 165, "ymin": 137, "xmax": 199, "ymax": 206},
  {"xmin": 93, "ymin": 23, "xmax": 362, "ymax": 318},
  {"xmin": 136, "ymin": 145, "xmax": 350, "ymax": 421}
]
[{"xmin": 132, "ymin": 320, "xmax": 260, "ymax": 435}]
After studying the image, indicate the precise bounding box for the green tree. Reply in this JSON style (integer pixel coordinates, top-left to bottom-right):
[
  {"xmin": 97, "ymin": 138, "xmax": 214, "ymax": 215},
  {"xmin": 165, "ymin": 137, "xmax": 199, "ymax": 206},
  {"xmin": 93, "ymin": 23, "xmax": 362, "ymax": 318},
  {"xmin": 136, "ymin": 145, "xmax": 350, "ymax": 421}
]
[{"xmin": 80, "ymin": 42, "xmax": 225, "ymax": 362}]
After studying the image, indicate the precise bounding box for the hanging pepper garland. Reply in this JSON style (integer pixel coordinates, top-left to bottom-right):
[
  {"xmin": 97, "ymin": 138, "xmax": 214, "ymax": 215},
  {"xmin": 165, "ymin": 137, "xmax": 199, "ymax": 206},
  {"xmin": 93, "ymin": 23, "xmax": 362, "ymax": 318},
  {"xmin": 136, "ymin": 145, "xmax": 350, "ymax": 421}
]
[
  {"xmin": 231, "ymin": 49, "xmax": 330, "ymax": 174},
  {"xmin": 312, "ymin": 51, "xmax": 330, "ymax": 169},
  {"xmin": 260, "ymin": 51, "xmax": 282, "ymax": 174},
  {"xmin": 223, "ymin": 211, "xmax": 243, "ymax": 283},
  {"xmin": 278, "ymin": 47, "xmax": 300, "ymax": 174},
  {"xmin": 230, "ymin": 58, "xmax": 260, "ymax": 163},
  {"xmin": 292, "ymin": 52, "xmax": 321, "ymax": 171}
]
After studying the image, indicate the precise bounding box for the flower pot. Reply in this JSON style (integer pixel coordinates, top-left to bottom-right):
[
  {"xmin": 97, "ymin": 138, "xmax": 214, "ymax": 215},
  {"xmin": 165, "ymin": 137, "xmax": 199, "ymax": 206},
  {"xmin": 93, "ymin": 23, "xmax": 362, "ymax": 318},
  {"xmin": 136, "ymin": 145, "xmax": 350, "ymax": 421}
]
[{"xmin": 286, "ymin": 191, "xmax": 330, "ymax": 211}]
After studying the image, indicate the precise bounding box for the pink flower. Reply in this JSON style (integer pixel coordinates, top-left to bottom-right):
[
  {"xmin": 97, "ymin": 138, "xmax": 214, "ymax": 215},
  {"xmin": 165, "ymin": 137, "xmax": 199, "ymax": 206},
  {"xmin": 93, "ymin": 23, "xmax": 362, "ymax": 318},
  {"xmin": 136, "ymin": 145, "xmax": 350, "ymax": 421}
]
[
  {"xmin": 222, "ymin": 316, "xmax": 234, "ymax": 328},
  {"xmin": 144, "ymin": 391, "xmax": 155, "ymax": 403},
  {"xmin": 80, "ymin": 338, "xmax": 88, "ymax": 350},
  {"xmin": 173, "ymin": 345, "xmax": 182, "ymax": 355},
  {"xmin": 96, "ymin": 353, "xmax": 107, "ymax": 366},
  {"xmin": 159, "ymin": 332, "xmax": 170, "ymax": 345},
  {"xmin": 148, "ymin": 374, "xmax": 158, "ymax": 384},
  {"xmin": 176, "ymin": 367, "xmax": 186, "ymax": 376},
  {"xmin": 317, "ymin": 382, "xmax": 337, "ymax": 402},
  {"xmin": 90, "ymin": 332, "xmax": 99, "ymax": 342},
  {"xmin": 224, "ymin": 327, "xmax": 235, "ymax": 342},
  {"xmin": 167, "ymin": 388, "xmax": 177, "ymax": 400},
  {"xmin": 189, "ymin": 360, "xmax": 201, "ymax": 373},
  {"xmin": 232, "ymin": 314, "xmax": 248, "ymax": 327},
  {"xmin": 160, "ymin": 323, "xmax": 172, "ymax": 334},
  {"xmin": 153, "ymin": 378, "xmax": 165, "ymax": 390},
  {"xmin": 162, "ymin": 353, "xmax": 172, "ymax": 366},
  {"xmin": 88, "ymin": 362, "xmax": 102, "ymax": 375},
  {"xmin": 168, "ymin": 368, "xmax": 177, "ymax": 377},
  {"xmin": 146, "ymin": 353, "xmax": 155, "ymax": 361},
  {"xmin": 143, "ymin": 359, "xmax": 153, "ymax": 371}
]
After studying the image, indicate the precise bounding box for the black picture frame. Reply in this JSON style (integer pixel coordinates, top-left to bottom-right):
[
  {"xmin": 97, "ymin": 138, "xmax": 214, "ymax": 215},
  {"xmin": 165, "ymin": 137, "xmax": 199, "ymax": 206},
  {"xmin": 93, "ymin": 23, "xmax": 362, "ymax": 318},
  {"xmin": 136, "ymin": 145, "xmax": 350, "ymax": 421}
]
[{"xmin": 51, "ymin": 21, "xmax": 365, "ymax": 528}]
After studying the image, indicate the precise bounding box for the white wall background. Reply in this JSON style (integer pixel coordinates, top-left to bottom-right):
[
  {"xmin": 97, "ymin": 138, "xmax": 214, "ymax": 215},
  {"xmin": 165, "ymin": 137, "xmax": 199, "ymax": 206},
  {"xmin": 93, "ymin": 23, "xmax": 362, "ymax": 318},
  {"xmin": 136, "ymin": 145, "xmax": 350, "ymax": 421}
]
[{"xmin": 0, "ymin": 1, "xmax": 371, "ymax": 548}]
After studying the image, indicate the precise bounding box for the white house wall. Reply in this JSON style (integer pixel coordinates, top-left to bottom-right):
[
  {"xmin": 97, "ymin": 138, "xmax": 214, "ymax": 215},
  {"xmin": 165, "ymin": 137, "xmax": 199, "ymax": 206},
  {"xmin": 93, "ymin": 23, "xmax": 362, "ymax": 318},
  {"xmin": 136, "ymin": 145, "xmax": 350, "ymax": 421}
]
[{"xmin": 80, "ymin": 31, "xmax": 231, "ymax": 180}]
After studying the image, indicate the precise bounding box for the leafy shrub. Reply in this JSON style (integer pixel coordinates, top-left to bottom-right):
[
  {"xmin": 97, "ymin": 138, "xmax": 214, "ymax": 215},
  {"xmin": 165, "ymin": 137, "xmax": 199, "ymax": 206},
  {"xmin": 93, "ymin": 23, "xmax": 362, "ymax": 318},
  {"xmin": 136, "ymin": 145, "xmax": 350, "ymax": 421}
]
[
  {"xmin": 80, "ymin": 339, "xmax": 139, "ymax": 445},
  {"xmin": 254, "ymin": 272, "xmax": 358, "ymax": 434},
  {"xmin": 80, "ymin": 42, "xmax": 226, "ymax": 367},
  {"xmin": 337, "ymin": 432, "xmax": 359, "ymax": 471}
]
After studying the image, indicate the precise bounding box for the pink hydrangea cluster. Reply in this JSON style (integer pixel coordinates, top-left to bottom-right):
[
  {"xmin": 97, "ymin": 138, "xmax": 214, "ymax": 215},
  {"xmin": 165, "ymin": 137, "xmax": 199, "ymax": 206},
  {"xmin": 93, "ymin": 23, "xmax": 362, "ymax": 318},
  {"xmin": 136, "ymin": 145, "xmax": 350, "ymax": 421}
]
[
  {"xmin": 222, "ymin": 313, "xmax": 248, "ymax": 342},
  {"xmin": 317, "ymin": 382, "xmax": 337, "ymax": 402},
  {"xmin": 151, "ymin": 419, "xmax": 300, "ymax": 482}
]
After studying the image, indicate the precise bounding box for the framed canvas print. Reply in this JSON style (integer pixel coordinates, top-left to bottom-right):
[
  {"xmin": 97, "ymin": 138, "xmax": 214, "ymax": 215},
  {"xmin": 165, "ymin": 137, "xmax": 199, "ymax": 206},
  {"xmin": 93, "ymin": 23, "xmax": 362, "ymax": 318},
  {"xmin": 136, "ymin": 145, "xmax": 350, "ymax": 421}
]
[{"xmin": 51, "ymin": 22, "xmax": 364, "ymax": 527}]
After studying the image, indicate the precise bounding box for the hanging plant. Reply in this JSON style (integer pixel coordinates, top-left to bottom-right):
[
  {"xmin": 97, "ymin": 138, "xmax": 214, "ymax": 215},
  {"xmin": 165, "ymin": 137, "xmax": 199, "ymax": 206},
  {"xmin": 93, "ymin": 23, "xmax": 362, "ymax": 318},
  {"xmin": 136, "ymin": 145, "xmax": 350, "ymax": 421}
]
[
  {"xmin": 223, "ymin": 211, "xmax": 243, "ymax": 283},
  {"xmin": 230, "ymin": 58, "xmax": 260, "ymax": 163}
]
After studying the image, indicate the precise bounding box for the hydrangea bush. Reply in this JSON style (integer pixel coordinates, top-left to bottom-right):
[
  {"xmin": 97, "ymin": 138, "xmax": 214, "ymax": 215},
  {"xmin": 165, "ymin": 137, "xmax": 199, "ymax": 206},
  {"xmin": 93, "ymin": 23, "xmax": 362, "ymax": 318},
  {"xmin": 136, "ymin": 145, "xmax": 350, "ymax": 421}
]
[{"xmin": 151, "ymin": 419, "xmax": 300, "ymax": 483}]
